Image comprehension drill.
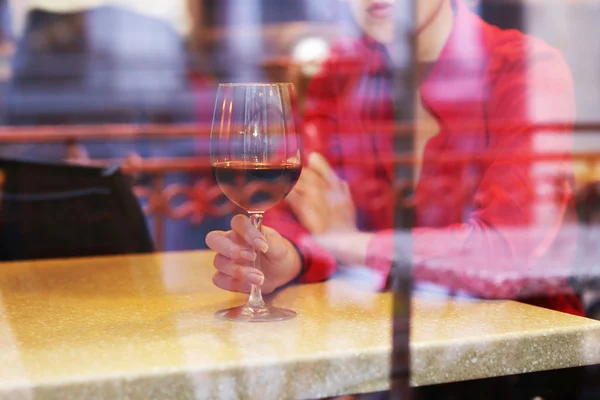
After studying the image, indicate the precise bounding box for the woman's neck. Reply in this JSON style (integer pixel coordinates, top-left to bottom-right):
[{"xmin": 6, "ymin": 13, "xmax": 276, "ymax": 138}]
[
  {"xmin": 416, "ymin": 0, "xmax": 455, "ymax": 63},
  {"xmin": 382, "ymin": 0, "xmax": 455, "ymax": 66}
]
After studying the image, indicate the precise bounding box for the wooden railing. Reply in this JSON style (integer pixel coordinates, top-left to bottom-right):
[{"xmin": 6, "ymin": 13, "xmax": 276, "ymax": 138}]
[
  {"xmin": 1, "ymin": 123, "xmax": 600, "ymax": 250},
  {"xmin": 4, "ymin": 121, "xmax": 600, "ymax": 142}
]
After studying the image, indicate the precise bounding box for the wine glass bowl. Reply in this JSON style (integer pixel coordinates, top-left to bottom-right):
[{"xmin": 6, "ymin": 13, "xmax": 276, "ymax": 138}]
[
  {"xmin": 211, "ymin": 161, "xmax": 302, "ymax": 213},
  {"xmin": 210, "ymin": 83, "xmax": 302, "ymax": 322}
]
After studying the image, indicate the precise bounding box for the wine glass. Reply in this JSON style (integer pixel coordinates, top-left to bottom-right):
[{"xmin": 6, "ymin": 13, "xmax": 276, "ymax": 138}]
[{"xmin": 210, "ymin": 83, "xmax": 302, "ymax": 322}]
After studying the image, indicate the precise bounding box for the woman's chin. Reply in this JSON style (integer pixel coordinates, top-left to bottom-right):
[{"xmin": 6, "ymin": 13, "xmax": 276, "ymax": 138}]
[{"xmin": 364, "ymin": 26, "xmax": 395, "ymax": 45}]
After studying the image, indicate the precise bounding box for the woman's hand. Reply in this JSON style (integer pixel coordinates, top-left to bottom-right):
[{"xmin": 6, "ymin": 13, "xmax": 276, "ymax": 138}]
[
  {"xmin": 286, "ymin": 152, "xmax": 372, "ymax": 266},
  {"xmin": 205, "ymin": 215, "xmax": 302, "ymax": 294},
  {"xmin": 286, "ymin": 152, "xmax": 358, "ymax": 234}
]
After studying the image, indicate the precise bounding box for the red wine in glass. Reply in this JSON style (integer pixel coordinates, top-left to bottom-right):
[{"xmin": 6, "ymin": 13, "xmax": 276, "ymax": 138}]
[
  {"xmin": 212, "ymin": 161, "xmax": 302, "ymax": 213},
  {"xmin": 210, "ymin": 83, "xmax": 302, "ymax": 322}
]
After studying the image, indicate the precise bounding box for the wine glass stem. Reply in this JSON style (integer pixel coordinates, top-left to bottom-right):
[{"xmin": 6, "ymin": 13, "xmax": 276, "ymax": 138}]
[{"xmin": 248, "ymin": 212, "xmax": 265, "ymax": 308}]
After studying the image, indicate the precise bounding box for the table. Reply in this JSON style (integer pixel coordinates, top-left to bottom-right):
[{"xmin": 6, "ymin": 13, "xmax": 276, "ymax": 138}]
[{"xmin": 0, "ymin": 250, "xmax": 599, "ymax": 399}]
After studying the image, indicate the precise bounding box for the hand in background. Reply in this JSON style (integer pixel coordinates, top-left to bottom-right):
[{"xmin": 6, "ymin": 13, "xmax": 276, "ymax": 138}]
[
  {"xmin": 287, "ymin": 152, "xmax": 372, "ymax": 267},
  {"xmin": 286, "ymin": 152, "xmax": 358, "ymax": 234}
]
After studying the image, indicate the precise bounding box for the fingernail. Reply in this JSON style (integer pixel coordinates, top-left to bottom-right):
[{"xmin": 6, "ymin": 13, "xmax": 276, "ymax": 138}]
[
  {"xmin": 253, "ymin": 238, "xmax": 269, "ymax": 253},
  {"xmin": 247, "ymin": 271, "xmax": 264, "ymax": 285},
  {"xmin": 240, "ymin": 250, "xmax": 256, "ymax": 261}
]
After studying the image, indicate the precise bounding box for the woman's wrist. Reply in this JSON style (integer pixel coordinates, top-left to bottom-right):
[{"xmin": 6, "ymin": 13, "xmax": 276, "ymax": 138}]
[
  {"xmin": 314, "ymin": 231, "xmax": 374, "ymax": 266},
  {"xmin": 275, "ymin": 238, "xmax": 304, "ymax": 288}
]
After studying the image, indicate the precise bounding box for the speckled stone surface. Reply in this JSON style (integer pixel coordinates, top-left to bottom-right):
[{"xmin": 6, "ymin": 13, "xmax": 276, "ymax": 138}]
[
  {"xmin": 0, "ymin": 250, "xmax": 598, "ymax": 399},
  {"xmin": 411, "ymin": 296, "xmax": 600, "ymax": 386}
]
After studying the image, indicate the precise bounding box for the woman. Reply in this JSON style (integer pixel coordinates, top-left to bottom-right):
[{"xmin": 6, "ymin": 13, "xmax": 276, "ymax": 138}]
[{"xmin": 206, "ymin": 0, "xmax": 583, "ymax": 315}]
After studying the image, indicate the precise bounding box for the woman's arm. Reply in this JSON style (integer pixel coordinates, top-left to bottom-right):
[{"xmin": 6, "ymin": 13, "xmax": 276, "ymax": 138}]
[{"xmin": 367, "ymin": 44, "xmax": 578, "ymax": 299}]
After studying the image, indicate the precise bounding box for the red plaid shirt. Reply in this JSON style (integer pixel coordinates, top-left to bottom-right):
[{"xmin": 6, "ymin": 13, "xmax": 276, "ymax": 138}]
[{"xmin": 264, "ymin": 1, "xmax": 583, "ymax": 315}]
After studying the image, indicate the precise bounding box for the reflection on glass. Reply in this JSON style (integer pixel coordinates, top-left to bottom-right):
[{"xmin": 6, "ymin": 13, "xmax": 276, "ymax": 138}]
[{"xmin": 0, "ymin": 0, "xmax": 599, "ymax": 398}]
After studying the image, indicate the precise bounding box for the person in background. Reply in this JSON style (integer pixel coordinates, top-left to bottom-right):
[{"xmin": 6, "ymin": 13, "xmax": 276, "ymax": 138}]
[
  {"xmin": 1, "ymin": 4, "xmax": 219, "ymax": 251},
  {"xmin": 3, "ymin": 4, "xmax": 193, "ymax": 158},
  {"xmin": 206, "ymin": 0, "xmax": 583, "ymax": 315}
]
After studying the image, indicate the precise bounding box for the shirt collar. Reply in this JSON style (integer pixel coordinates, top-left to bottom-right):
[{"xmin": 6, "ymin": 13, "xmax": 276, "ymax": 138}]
[{"xmin": 420, "ymin": 0, "xmax": 495, "ymax": 106}]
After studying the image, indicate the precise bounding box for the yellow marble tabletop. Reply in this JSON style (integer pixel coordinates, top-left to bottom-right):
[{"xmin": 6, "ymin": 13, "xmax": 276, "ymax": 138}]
[{"xmin": 0, "ymin": 250, "xmax": 599, "ymax": 400}]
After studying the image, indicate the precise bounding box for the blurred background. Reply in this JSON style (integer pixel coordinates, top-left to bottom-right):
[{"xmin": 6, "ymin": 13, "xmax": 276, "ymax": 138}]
[
  {"xmin": 0, "ymin": 1, "xmax": 598, "ymax": 309},
  {"xmin": 0, "ymin": 0, "xmax": 345, "ymax": 252}
]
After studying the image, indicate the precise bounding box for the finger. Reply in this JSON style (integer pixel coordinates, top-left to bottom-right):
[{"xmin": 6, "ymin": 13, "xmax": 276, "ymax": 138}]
[
  {"xmin": 225, "ymin": 229, "xmax": 253, "ymax": 248},
  {"xmin": 285, "ymin": 189, "xmax": 303, "ymax": 211},
  {"xmin": 286, "ymin": 191, "xmax": 319, "ymax": 232},
  {"xmin": 213, "ymin": 254, "xmax": 264, "ymax": 285},
  {"xmin": 205, "ymin": 230, "xmax": 256, "ymax": 262},
  {"xmin": 308, "ymin": 152, "xmax": 339, "ymax": 186},
  {"xmin": 294, "ymin": 181, "xmax": 327, "ymax": 205},
  {"xmin": 291, "ymin": 198, "xmax": 326, "ymax": 233},
  {"xmin": 340, "ymin": 181, "xmax": 355, "ymax": 212},
  {"xmin": 293, "ymin": 181, "xmax": 322, "ymax": 198},
  {"xmin": 294, "ymin": 168, "xmax": 327, "ymax": 194},
  {"xmin": 224, "ymin": 230, "xmax": 258, "ymax": 262},
  {"xmin": 286, "ymin": 188, "xmax": 322, "ymax": 216},
  {"xmin": 288, "ymin": 183, "xmax": 319, "ymax": 204},
  {"xmin": 327, "ymin": 185, "xmax": 351, "ymax": 206},
  {"xmin": 261, "ymin": 226, "xmax": 288, "ymax": 260},
  {"xmin": 301, "ymin": 167, "xmax": 328, "ymax": 185},
  {"xmin": 292, "ymin": 179, "xmax": 311, "ymax": 196},
  {"xmin": 212, "ymin": 272, "xmax": 251, "ymax": 293},
  {"xmin": 230, "ymin": 214, "xmax": 269, "ymax": 253},
  {"xmin": 340, "ymin": 180, "xmax": 351, "ymax": 194}
]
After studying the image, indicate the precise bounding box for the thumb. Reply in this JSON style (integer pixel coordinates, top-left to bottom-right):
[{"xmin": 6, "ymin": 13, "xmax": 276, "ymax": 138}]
[{"xmin": 261, "ymin": 225, "xmax": 288, "ymax": 260}]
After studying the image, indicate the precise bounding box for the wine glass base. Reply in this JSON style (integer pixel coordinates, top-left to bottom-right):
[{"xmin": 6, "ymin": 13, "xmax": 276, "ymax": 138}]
[{"xmin": 215, "ymin": 304, "xmax": 296, "ymax": 322}]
